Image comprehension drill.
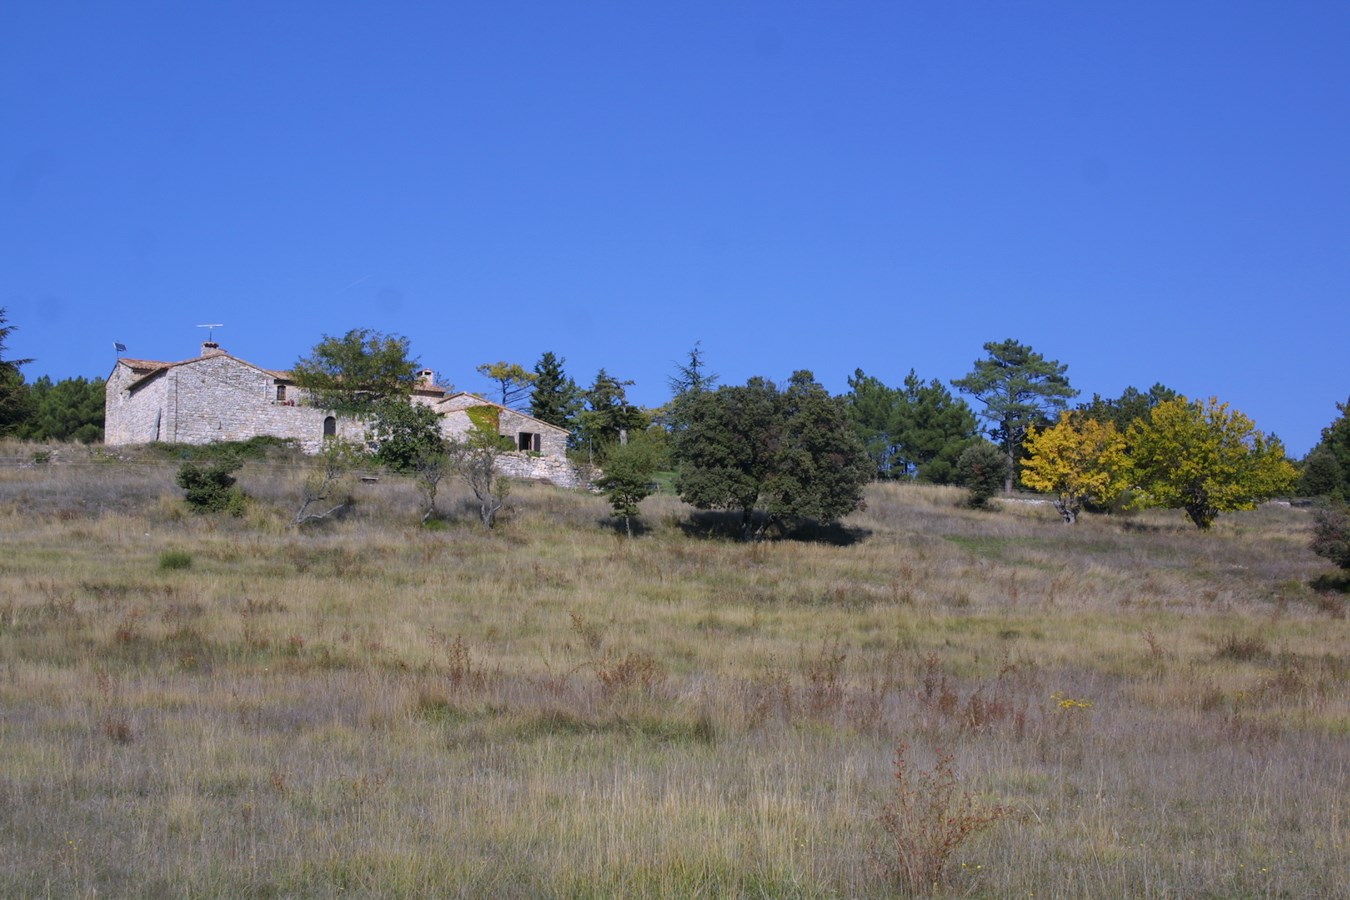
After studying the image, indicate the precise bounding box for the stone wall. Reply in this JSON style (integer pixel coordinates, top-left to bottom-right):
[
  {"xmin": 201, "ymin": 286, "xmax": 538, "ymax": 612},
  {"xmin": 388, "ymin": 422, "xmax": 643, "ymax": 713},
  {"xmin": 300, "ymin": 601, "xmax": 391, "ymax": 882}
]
[
  {"xmin": 105, "ymin": 355, "xmax": 581, "ymax": 486},
  {"xmin": 106, "ymin": 355, "xmax": 364, "ymax": 452},
  {"xmin": 434, "ymin": 394, "xmax": 577, "ymax": 486}
]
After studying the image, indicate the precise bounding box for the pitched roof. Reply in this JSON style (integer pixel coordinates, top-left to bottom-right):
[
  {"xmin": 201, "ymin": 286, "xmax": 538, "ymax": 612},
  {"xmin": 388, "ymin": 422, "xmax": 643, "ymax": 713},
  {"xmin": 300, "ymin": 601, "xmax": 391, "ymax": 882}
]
[
  {"xmin": 114, "ymin": 350, "xmax": 454, "ymax": 399},
  {"xmin": 435, "ymin": 392, "xmax": 571, "ymax": 435},
  {"xmin": 114, "ymin": 349, "xmax": 280, "ymax": 392}
]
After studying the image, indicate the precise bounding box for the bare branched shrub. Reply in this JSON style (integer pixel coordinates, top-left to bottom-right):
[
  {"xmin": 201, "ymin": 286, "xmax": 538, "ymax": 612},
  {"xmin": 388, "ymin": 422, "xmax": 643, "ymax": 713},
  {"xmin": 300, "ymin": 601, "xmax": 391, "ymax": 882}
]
[
  {"xmin": 745, "ymin": 664, "xmax": 793, "ymax": 729},
  {"xmin": 876, "ymin": 742, "xmax": 1015, "ymax": 895},
  {"xmin": 446, "ymin": 426, "xmax": 512, "ymax": 529},
  {"xmin": 803, "ymin": 639, "xmax": 847, "ymax": 718},
  {"xmin": 445, "ymin": 635, "xmax": 488, "ymax": 693},
  {"xmin": 569, "ymin": 610, "xmax": 604, "ymax": 653},
  {"xmin": 292, "ymin": 439, "xmax": 361, "ymax": 526},
  {"xmin": 595, "ymin": 652, "xmax": 663, "ymax": 698},
  {"xmin": 1215, "ymin": 632, "xmax": 1270, "ymax": 661}
]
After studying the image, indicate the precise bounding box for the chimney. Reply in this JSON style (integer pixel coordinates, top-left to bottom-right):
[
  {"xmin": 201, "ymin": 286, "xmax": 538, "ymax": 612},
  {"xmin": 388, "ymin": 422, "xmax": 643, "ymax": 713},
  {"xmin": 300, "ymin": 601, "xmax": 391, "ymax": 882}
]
[
  {"xmin": 417, "ymin": 368, "xmax": 436, "ymax": 388},
  {"xmin": 201, "ymin": 341, "xmax": 223, "ymax": 356}
]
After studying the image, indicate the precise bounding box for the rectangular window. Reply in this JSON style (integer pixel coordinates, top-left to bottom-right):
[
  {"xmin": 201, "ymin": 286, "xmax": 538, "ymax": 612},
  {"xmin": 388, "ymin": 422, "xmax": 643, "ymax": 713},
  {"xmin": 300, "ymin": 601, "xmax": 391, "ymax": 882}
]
[
  {"xmin": 518, "ymin": 432, "xmax": 540, "ymax": 452},
  {"xmin": 275, "ymin": 385, "xmax": 286, "ymax": 402}
]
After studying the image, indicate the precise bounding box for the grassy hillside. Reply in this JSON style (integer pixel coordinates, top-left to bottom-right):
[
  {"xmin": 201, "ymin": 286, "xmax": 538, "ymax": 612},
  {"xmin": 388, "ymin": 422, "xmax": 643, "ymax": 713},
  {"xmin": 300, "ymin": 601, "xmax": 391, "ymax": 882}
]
[{"xmin": 1, "ymin": 445, "xmax": 1346, "ymax": 897}]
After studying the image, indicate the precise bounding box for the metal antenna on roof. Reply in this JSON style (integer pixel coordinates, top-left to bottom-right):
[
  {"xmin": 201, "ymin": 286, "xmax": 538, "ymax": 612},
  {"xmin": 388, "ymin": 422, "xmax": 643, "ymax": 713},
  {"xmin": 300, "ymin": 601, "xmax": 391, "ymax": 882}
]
[{"xmin": 197, "ymin": 324, "xmax": 224, "ymax": 341}]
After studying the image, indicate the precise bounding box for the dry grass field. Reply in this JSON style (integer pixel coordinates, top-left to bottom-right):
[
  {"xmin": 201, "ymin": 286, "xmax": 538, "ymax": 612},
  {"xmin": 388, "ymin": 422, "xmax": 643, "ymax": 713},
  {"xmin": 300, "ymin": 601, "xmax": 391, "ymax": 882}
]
[{"xmin": 1, "ymin": 443, "xmax": 1347, "ymax": 898}]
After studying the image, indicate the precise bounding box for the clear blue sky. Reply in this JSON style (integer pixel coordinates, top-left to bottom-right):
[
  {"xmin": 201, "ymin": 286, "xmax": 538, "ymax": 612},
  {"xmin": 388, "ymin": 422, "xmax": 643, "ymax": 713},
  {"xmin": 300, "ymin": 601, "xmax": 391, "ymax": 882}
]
[{"xmin": 3, "ymin": 2, "xmax": 1347, "ymax": 455}]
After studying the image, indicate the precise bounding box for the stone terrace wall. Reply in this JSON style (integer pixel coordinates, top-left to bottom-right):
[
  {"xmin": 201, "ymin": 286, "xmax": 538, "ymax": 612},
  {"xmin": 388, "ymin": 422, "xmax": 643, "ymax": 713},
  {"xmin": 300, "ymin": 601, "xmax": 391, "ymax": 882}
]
[{"xmin": 107, "ymin": 355, "xmax": 363, "ymax": 452}]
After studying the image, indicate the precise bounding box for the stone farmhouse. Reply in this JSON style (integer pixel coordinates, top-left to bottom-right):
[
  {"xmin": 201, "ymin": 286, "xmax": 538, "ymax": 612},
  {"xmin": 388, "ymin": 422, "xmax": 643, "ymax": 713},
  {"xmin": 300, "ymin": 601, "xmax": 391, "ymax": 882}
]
[{"xmin": 104, "ymin": 341, "xmax": 578, "ymax": 486}]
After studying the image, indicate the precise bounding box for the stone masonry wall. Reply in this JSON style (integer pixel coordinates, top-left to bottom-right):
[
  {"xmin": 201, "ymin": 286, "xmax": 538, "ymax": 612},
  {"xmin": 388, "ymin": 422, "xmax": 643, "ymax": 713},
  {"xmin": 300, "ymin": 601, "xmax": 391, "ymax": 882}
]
[
  {"xmin": 106, "ymin": 356, "xmax": 363, "ymax": 452},
  {"xmin": 105, "ymin": 356, "xmax": 579, "ymax": 485}
]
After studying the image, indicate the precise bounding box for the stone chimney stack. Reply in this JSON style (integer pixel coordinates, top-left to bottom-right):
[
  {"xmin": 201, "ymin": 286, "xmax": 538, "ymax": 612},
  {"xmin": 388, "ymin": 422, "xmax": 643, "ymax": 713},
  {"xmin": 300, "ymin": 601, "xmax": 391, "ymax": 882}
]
[
  {"xmin": 417, "ymin": 368, "xmax": 436, "ymax": 388},
  {"xmin": 201, "ymin": 341, "xmax": 223, "ymax": 356}
]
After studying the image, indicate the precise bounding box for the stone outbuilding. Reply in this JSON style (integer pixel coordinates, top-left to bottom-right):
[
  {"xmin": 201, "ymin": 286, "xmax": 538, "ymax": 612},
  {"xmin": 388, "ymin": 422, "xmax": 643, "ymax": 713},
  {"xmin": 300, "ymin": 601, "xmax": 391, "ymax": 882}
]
[{"xmin": 104, "ymin": 342, "xmax": 578, "ymax": 486}]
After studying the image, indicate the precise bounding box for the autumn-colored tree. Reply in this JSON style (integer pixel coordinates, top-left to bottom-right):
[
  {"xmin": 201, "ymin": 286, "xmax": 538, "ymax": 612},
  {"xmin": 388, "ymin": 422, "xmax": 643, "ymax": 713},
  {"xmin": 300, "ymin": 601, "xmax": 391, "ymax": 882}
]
[
  {"xmin": 1022, "ymin": 412, "xmax": 1131, "ymax": 524},
  {"xmin": 1129, "ymin": 396, "xmax": 1296, "ymax": 529}
]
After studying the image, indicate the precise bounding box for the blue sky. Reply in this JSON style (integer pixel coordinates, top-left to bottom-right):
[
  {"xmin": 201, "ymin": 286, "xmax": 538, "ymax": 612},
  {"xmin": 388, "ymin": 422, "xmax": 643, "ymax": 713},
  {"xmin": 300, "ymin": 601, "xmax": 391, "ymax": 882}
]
[{"xmin": 3, "ymin": 2, "xmax": 1347, "ymax": 455}]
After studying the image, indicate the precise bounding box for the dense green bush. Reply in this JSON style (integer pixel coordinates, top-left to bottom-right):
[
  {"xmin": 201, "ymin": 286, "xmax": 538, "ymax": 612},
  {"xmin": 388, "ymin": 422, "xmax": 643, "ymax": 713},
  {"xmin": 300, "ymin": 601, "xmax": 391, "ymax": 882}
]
[
  {"xmin": 158, "ymin": 550, "xmax": 193, "ymax": 570},
  {"xmin": 956, "ymin": 440, "xmax": 1008, "ymax": 509},
  {"xmin": 176, "ymin": 457, "xmax": 247, "ymax": 515},
  {"xmin": 1311, "ymin": 503, "xmax": 1350, "ymax": 570}
]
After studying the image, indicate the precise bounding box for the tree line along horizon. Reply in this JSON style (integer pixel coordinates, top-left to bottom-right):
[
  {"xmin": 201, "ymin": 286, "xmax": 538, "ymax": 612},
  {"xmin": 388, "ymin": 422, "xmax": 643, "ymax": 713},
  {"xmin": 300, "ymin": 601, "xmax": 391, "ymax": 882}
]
[{"xmin": 0, "ymin": 311, "xmax": 1348, "ymax": 542}]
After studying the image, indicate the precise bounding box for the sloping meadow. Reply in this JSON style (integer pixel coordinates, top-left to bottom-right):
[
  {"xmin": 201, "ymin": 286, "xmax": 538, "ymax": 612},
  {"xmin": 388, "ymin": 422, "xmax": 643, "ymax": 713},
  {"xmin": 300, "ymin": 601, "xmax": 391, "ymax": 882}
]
[{"xmin": 0, "ymin": 452, "xmax": 1346, "ymax": 897}]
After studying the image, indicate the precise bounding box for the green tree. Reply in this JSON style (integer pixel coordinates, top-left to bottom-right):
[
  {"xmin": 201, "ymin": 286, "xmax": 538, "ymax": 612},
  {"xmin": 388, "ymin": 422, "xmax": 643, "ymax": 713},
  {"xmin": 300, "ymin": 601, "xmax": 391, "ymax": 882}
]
[
  {"xmin": 13, "ymin": 375, "xmax": 105, "ymax": 443},
  {"xmin": 1129, "ymin": 396, "xmax": 1297, "ymax": 529},
  {"xmin": 952, "ymin": 339, "xmax": 1077, "ymax": 492},
  {"xmin": 1077, "ymin": 383, "xmax": 1178, "ymax": 433},
  {"xmin": 1311, "ymin": 502, "xmax": 1350, "ymax": 570},
  {"xmin": 665, "ymin": 342, "xmax": 720, "ymax": 438},
  {"xmin": 176, "ymin": 456, "xmax": 247, "ymax": 515},
  {"xmin": 595, "ymin": 431, "xmax": 661, "ymax": 537},
  {"xmin": 667, "ymin": 341, "xmax": 719, "ymax": 401},
  {"xmin": 673, "ymin": 377, "xmax": 782, "ymax": 538},
  {"xmin": 844, "ymin": 369, "xmax": 902, "ymax": 479},
  {"xmin": 894, "ymin": 371, "xmax": 978, "ymax": 484},
  {"xmin": 530, "ymin": 351, "xmax": 582, "ymax": 433},
  {"xmin": 366, "ymin": 399, "xmax": 444, "ymax": 473},
  {"xmin": 0, "ymin": 309, "xmax": 34, "ymax": 435},
  {"xmin": 764, "ymin": 371, "xmax": 873, "ymax": 526},
  {"xmin": 674, "ymin": 372, "xmax": 869, "ymax": 539},
  {"xmin": 476, "ymin": 361, "xmax": 537, "ymax": 410},
  {"xmin": 578, "ymin": 369, "xmax": 646, "ymax": 459},
  {"xmin": 1300, "ymin": 445, "xmax": 1346, "ymax": 501},
  {"xmin": 1301, "ymin": 398, "xmax": 1350, "ymax": 501},
  {"xmin": 955, "ymin": 440, "xmax": 1009, "ymax": 509},
  {"xmin": 291, "ymin": 329, "xmax": 419, "ymax": 415}
]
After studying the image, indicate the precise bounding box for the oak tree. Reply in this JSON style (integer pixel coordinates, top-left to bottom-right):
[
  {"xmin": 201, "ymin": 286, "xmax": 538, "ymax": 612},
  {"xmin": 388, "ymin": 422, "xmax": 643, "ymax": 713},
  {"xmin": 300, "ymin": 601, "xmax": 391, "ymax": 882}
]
[
  {"xmin": 1129, "ymin": 396, "xmax": 1296, "ymax": 529},
  {"xmin": 673, "ymin": 372, "xmax": 870, "ymax": 539},
  {"xmin": 1021, "ymin": 413, "xmax": 1132, "ymax": 524}
]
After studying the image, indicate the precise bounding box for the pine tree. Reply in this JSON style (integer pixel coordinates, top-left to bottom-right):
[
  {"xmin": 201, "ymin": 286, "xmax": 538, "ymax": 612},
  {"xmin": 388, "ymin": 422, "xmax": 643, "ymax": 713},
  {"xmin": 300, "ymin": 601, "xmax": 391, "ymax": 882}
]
[
  {"xmin": 529, "ymin": 352, "xmax": 582, "ymax": 433},
  {"xmin": 578, "ymin": 369, "xmax": 646, "ymax": 458},
  {"xmin": 476, "ymin": 361, "xmax": 536, "ymax": 409},
  {"xmin": 952, "ymin": 339, "xmax": 1077, "ymax": 492},
  {"xmin": 1301, "ymin": 398, "xmax": 1350, "ymax": 501},
  {"xmin": 0, "ymin": 308, "xmax": 33, "ymax": 435},
  {"xmin": 894, "ymin": 371, "xmax": 977, "ymax": 484},
  {"xmin": 14, "ymin": 375, "xmax": 105, "ymax": 443},
  {"xmin": 844, "ymin": 369, "xmax": 901, "ymax": 479}
]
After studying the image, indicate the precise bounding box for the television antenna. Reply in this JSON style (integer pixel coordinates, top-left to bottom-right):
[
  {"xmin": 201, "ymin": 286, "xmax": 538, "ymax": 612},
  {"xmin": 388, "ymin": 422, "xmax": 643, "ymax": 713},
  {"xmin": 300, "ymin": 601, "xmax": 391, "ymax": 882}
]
[{"xmin": 196, "ymin": 324, "xmax": 224, "ymax": 341}]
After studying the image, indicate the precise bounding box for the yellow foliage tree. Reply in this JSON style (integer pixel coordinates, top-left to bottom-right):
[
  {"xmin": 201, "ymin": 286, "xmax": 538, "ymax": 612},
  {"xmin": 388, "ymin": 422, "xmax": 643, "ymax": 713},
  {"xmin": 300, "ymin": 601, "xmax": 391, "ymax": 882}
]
[
  {"xmin": 1022, "ymin": 412, "xmax": 1131, "ymax": 524},
  {"xmin": 1128, "ymin": 396, "xmax": 1296, "ymax": 529}
]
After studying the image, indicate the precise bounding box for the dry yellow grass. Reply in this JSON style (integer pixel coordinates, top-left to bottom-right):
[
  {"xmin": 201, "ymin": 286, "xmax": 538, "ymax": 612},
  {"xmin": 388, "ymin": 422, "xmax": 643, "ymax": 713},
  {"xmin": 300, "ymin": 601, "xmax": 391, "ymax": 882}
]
[{"xmin": 0, "ymin": 445, "xmax": 1346, "ymax": 897}]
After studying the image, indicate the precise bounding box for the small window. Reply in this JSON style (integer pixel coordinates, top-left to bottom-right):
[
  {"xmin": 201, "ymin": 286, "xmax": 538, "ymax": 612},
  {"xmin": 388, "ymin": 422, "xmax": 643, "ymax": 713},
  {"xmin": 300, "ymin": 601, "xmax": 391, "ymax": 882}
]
[
  {"xmin": 323, "ymin": 416, "xmax": 336, "ymax": 438},
  {"xmin": 518, "ymin": 432, "xmax": 540, "ymax": 452},
  {"xmin": 275, "ymin": 385, "xmax": 286, "ymax": 402}
]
